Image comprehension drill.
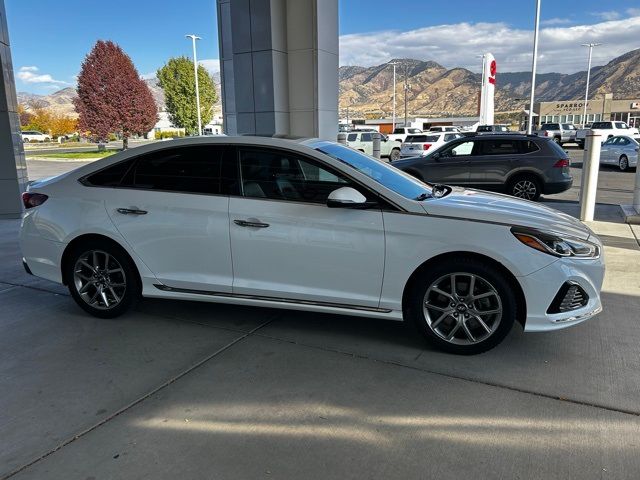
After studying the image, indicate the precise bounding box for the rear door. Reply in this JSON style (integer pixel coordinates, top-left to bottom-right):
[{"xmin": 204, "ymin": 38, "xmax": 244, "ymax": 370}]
[
  {"xmin": 600, "ymin": 137, "xmax": 618, "ymax": 165},
  {"xmin": 102, "ymin": 145, "xmax": 235, "ymax": 292},
  {"xmin": 467, "ymin": 138, "xmax": 520, "ymax": 188}
]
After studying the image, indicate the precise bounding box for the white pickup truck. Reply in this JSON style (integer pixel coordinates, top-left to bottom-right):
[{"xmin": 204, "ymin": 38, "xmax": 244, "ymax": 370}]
[
  {"xmin": 387, "ymin": 126, "xmax": 424, "ymax": 144},
  {"xmin": 575, "ymin": 121, "xmax": 639, "ymax": 148}
]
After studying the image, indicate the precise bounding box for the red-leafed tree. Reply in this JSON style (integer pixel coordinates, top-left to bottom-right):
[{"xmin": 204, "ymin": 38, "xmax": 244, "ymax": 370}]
[{"xmin": 74, "ymin": 40, "xmax": 157, "ymax": 149}]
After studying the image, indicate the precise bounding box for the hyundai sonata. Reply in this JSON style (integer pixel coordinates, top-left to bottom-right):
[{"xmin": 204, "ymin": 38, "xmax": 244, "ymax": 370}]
[{"xmin": 20, "ymin": 137, "xmax": 604, "ymax": 354}]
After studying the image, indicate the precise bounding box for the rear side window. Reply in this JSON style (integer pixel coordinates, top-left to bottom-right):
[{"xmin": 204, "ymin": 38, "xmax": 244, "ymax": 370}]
[
  {"xmin": 84, "ymin": 159, "xmax": 135, "ymax": 187},
  {"xmin": 120, "ymin": 146, "xmax": 226, "ymax": 195},
  {"xmin": 361, "ymin": 133, "xmax": 372, "ymax": 142},
  {"xmin": 481, "ymin": 139, "xmax": 519, "ymax": 155},
  {"xmin": 548, "ymin": 141, "xmax": 568, "ymax": 158},
  {"xmin": 477, "ymin": 126, "xmax": 491, "ymax": 132},
  {"xmin": 615, "ymin": 122, "xmax": 627, "ymax": 129},
  {"xmin": 347, "ymin": 133, "xmax": 357, "ymax": 141},
  {"xmin": 519, "ymin": 140, "xmax": 540, "ymax": 153},
  {"xmin": 562, "ymin": 124, "xmax": 575, "ymax": 130},
  {"xmin": 542, "ymin": 124, "xmax": 559, "ymax": 130}
]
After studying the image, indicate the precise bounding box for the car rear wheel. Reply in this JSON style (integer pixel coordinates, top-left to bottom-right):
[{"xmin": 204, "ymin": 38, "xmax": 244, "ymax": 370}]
[
  {"xmin": 65, "ymin": 240, "xmax": 139, "ymax": 318},
  {"xmin": 619, "ymin": 155, "xmax": 629, "ymax": 172},
  {"xmin": 389, "ymin": 148, "xmax": 401, "ymax": 161},
  {"xmin": 406, "ymin": 257, "xmax": 517, "ymax": 355},
  {"xmin": 508, "ymin": 175, "xmax": 541, "ymax": 201},
  {"xmin": 553, "ymin": 137, "xmax": 561, "ymax": 145}
]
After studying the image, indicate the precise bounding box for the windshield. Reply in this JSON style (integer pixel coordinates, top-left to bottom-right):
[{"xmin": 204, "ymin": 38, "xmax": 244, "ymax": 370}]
[
  {"xmin": 407, "ymin": 128, "xmax": 422, "ymax": 134},
  {"xmin": 316, "ymin": 143, "xmax": 431, "ymax": 200}
]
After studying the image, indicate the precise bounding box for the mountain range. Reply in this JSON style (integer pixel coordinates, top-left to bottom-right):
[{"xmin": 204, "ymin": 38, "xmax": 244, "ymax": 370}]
[
  {"xmin": 339, "ymin": 48, "xmax": 640, "ymax": 117},
  {"xmin": 17, "ymin": 48, "xmax": 640, "ymax": 120}
]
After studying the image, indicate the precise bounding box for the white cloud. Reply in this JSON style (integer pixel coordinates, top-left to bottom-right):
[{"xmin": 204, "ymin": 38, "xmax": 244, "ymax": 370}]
[
  {"xmin": 541, "ymin": 18, "xmax": 572, "ymax": 26},
  {"xmin": 17, "ymin": 66, "xmax": 71, "ymax": 86},
  {"xmin": 627, "ymin": 8, "xmax": 640, "ymax": 16},
  {"xmin": 198, "ymin": 58, "xmax": 220, "ymax": 75},
  {"xmin": 591, "ymin": 11, "xmax": 621, "ymax": 21},
  {"xmin": 141, "ymin": 71, "xmax": 156, "ymax": 80},
  {"xmin": 339, "ymin": 17, "xmax": 640, "ymax": 73}
]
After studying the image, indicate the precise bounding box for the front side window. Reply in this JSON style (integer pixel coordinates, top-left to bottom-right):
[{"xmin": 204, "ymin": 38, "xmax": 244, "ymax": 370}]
[
  {"xmin": 360, "ymin": 133, "xmax": 372, "ymax": 142},
  {"xmin": 121, "ymin": 146, "xmax": 226, "ymax": 195},
  {"xmin": 393, "ymin": 128, "xmax": 404, "ymax": 134},
  {"xmin": 347, "ymin": 133, "xmax": 357, "ymax": 142},
  {"xmin": 239, "ymin": 149, "xmax": 350, "ymax": 204},
  {"xmin": 444, "ymin": 133, "xmax": 462, "ymax": 142},
  {"xmin": 592, "ymin": 122, "xmax": 612, "ymax": 129},
  {"xmin": 441, "ymin": 140, "xmax": 475, "ymax": 157}
]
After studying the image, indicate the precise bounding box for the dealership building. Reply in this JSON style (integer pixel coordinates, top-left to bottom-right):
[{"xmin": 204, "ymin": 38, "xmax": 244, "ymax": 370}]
[{"xmin": 532, "ymin": 95, "xmax": 640, "ymax": 128}]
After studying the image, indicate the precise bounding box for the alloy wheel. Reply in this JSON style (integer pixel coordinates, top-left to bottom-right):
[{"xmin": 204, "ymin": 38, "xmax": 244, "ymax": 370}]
[
  {"xmin": 423, "ymin": 272, "xmax": 502, "ymax": 345},
  {"xmin": 512, "ymin": 180, "xmax": 538, "ymax": 200},
  {"xmin": 73, "ymin": 250, "xmax": 127, "ymax": 310},
  {"xmin": 619, "ymin": 156, "xmax": 629, "ymax": 171}
]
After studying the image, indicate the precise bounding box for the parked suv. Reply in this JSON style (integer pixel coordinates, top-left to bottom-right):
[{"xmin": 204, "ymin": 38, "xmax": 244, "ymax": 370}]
[
  {"xmin": 346, "ymin": 131, "xmax": 401, "ymax": 161},
  {"xmin": 21, "ymin": 130, "xmax": 50, "ymax": 143},
  {"xmin": 393, "ymin": 134, "xmax": 572, "ymax": 201},
  {"xmin": 400, "ymin": 132, "xmax": 464, "ymax": 157}
]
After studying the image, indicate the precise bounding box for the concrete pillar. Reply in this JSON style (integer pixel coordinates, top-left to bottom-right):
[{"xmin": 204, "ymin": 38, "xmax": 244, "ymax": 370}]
[
  {"xmin": 0, "ymin": 0, "xmax": 27, "ymax": 218},
  {"xmin": 217, "ymin": 0, "xmax": 338, "ymax": 141},
  {"xmin": 579, "ymin": 131, "xmax": 602, "ymax": 222}
]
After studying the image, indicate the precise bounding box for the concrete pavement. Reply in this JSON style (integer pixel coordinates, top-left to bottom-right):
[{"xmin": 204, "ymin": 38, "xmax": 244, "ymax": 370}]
[{"xmin": 1, "ymin": 203, "xmax": 640, "ymax": 479}]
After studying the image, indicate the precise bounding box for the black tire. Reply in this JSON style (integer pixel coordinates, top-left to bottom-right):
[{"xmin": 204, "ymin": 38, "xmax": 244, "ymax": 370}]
[
  {"xmin": 619, "ymin": 155, "xmax": 629, "ymax": 172},
  {"xmin": 577, "ymin": 142, "xmax": 584, "ymax": 150},
  {"xmin": 389, "ymin": 148, "xmax": 401, "ymax": 162},
  {"xmin": 406, "ymin": 257, "xmax": 517, "ymax": 355},
  {"xmin": 508, "ymin": 174, "xmax": 541, "ymax": 201},
  {"xmin": 64, "ymin": 239, "xmax": 140, "ymax": 318}
]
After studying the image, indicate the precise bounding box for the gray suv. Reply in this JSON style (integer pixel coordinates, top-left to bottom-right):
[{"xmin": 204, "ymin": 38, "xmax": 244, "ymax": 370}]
[{"xmin": 392, "ymin": 134, "xmax": 572, "ymax": 201}]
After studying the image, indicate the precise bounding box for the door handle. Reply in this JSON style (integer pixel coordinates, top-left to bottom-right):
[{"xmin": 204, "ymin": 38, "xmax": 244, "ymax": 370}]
[
  {"xmin": 234, "ymin": 219, "xmax": 269, "ymax": 228},
  {"xmin": 117, "ymin": 208, "xmax": 148, "ymax": 215}
]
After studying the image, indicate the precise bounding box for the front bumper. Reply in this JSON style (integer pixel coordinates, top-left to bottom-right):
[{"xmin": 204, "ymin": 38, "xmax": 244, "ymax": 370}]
[{"xmin": 518, "ymin": 253, "xmax": 605, "ymax": 332}]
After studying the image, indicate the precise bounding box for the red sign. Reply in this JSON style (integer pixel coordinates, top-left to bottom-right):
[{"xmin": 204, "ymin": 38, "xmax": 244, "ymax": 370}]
[{"xmin": 488, "ymin": 60, "xmax": 497, "ymax": 85}]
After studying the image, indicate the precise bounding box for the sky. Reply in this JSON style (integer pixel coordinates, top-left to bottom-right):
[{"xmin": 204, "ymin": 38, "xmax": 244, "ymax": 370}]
[{"xmin": 7, "ymin": 0, "xmax": 640, "ymax": 95}]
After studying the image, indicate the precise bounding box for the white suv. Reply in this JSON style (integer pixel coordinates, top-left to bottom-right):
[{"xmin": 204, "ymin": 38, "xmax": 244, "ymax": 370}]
[
  {"xmin": 346, "ymin": 131, "xmax": 401, "ymax": 161},
  {"xmin": 21, "ymin": 131, "xmax": 50, "ymax": 143}
]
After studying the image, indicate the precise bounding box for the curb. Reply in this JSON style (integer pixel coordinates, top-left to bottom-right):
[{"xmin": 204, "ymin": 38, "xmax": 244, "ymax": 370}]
[{"xmin": 620, "ymin": 204, "xmax": 640, "ymax": 225}]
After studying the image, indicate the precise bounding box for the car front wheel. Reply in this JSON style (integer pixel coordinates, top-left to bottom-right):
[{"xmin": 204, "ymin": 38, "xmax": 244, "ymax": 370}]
[
  {"xmin": 65, "ymin": 240, "xmax": 139, "ymax": 318},
  {"xmin": 389, "ymin": 148, "xmax": 401, "ymax": 161},
  {"xmin": 407, "ymin": 257, "xmax": 517, "ymax": 354}
]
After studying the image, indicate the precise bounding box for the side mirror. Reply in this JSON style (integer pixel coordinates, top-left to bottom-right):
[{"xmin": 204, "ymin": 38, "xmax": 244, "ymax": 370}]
[
  {"xmin": 327, "ymin": 187, "xmax": 374, "ymax": 209},
  {"xmin": 431, "ymin": 152, "xmax": 442, "ymax": 161}
]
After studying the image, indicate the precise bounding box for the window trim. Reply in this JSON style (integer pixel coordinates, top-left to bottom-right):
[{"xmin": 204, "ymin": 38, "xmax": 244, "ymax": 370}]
[
  {"xmin": 78, "ymin": 144, "xmax": 233, "ymax": 197},
  {"xmin": 234, "ymin": 145, "xmax": 401, "ymax": 211}
]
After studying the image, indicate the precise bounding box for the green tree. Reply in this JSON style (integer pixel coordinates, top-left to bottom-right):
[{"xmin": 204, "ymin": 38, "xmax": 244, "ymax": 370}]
[{"xmin": 157, "ymin": 57, "xmax": 217, "ymax": 135}]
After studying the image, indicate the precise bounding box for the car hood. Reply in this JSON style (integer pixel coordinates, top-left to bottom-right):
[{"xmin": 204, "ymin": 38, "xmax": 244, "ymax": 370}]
[{"xmin": 421, "ymin": 188, "xmax": 593, "ymax": 240}]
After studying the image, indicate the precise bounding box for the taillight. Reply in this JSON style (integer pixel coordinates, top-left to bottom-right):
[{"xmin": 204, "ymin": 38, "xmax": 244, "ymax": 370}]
[
  {"xmin": 22, "ymin": 192, "xmax": 48, "ymax": 209},
  {"xmin": 544, "ymin": 131, "xmax": 549, "ymax": 137},
  {"xmin": 553, "ymin": 159, "xmax": 570, "ymax": 168},
  {"xmin": 423, "ymin": 143, "xmax": 432, "ymax": 150}
]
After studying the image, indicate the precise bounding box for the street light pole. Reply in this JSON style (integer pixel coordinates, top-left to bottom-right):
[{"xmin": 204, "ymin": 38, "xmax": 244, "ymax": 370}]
[
  {"xmin": 581, "ymin": 43, "xmax": 601, "ymax": 128},
  {"xmin": 527, "ymin": 0, "xmax": 541, "ymax": 134},
  {"xmin": 390, "ymin": 62, "xmax": 397, "ymax": 131},
  {"xmin": 403, "ymin": 66, "xmax": 410, "ymax": 127},
  {"xmin": 186, "ymin": 34, "xmax": 202, "ymax": 136}
]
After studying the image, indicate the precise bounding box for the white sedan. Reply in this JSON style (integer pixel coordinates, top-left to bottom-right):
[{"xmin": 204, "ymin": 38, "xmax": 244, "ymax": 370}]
[
  {"xmin": 599, "ymin": 135, "xmax": 639, "ymax": 171},
  {"xmin": 400, "ymin": 132, "xmax": 464, "ymax": 157},
  {"xmin": 20, "ymin": 136, "xmax": 604, "ymax": 354}
]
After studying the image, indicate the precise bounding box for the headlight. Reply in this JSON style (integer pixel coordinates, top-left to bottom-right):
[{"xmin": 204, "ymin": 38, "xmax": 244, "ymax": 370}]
[{"xmin": 511, "ymin": 227, "xmax": 600, "ymax": 258}]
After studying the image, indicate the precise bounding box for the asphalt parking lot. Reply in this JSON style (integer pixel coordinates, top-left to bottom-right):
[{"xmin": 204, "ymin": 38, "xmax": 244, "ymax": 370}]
[{"xmin": 1, "ymin": 155, "xmax": 639, "ymax": 479}]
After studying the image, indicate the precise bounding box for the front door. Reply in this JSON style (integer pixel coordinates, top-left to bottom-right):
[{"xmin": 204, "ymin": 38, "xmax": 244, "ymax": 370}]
[
  {"xmin": 422, "ymin": 139, "xmax": 477, "ymax": 185},
  {"xmin": 228, "ymin": 147, "xmax": 385, "ymax": 308},
  {"xmin": 467, "ymin": 138, "xmax": 520, "ymax": 188},
  {"xmin": 104, "ymin": 145, "xmax": 234, "ymax": 292}
]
